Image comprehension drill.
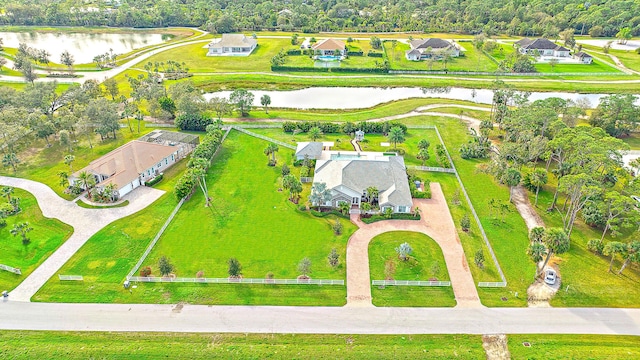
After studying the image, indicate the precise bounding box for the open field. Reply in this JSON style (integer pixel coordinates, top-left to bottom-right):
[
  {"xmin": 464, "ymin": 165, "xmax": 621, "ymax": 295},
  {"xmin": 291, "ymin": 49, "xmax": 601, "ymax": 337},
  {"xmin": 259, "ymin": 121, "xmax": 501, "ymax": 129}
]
[
  {"xmin": 144, "ymin": 131, "xmax": 354, "ymax": 282},
  {"xmin": 508, "ymin": 334, "xmax": 640, "ymax": 359},
  {"xmin": 0, "ymin": 189, "xmax": 72, "ymax": 291},
  {"xmin": 534, "ymin": 60, "xmax": 620, "ymax": 74},
  {"xmin": 369, "ymin": 231, "xmax": 456, "ymax": 307},
  {"xmin": 0, "ymin": 331, "xmax": 485, "ymax": 359}
]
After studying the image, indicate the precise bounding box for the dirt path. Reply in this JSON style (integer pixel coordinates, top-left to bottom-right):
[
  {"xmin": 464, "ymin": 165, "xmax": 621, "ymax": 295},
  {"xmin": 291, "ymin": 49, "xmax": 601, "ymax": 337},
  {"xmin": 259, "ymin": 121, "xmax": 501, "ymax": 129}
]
[
  {"xmin": 510, "ymin": 186, "xmax": 545, "ymax": 231},
  {"xmin": 482, "ymin": 334, "xmax": 511, "ymax": 360},
  {"xmin": 350, "ymin": 139, "xmax": 362, "ymax": 151},
  {"xmin": 345, "ymin": 182, "xmax": 481, "ymax": 308}
]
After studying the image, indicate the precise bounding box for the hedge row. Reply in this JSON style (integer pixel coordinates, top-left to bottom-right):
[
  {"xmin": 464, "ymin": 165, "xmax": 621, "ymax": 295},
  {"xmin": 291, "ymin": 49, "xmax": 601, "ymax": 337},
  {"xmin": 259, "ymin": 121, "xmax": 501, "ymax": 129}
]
[
  {"xmin": 174, "ymin": 130, "xmax": 224, "ymax": 200},
  {"xmin": 283, "ymin": 120, "xmax": 407, "ymax": 135},
  {"xmin": 361, "ymin": 213, "xmax": 421, "ymax": 224},
  {"xmin": 270, "ymin": 65, "xmax": 387, "ymax": 74},
  {"xmin": 175, "ymin": 113, "xmax": 213, "ymax": 131},
  {"xmin": 287, "ymin": 49, "xmax": 302, "ymax": 55},
  {"xmin": 347, "ymin": 50, "xmax": 363, "ymax": 56},
  {"xmin": 145, "ymin": 173, "xmax": 164, "ymax": 187},
  {"xmin": 367, "ymin": 51, "xmax": 383, "ymax": 57}
]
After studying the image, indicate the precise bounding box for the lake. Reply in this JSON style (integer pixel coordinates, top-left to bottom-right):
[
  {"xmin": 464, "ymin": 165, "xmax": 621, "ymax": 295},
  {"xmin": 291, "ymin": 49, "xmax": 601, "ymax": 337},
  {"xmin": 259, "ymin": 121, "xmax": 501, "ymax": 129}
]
[
  {"xmin": 0, "ymin": 31, "xmax": 169, "ymax": 64},
  {"xmin": 204, "ymin": 87, "xmax": 632, "ymax": 110}
]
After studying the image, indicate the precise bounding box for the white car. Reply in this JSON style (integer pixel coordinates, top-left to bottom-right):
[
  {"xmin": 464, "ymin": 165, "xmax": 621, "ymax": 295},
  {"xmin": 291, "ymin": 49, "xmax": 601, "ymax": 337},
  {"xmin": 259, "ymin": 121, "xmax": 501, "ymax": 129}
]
[
  {"xmin": 544, "ymin": 269, "xmax": 557, "ymax": 285},
  {"xmin": 631, "ymin": 195, "xmax": 640, "ymax": 206}
]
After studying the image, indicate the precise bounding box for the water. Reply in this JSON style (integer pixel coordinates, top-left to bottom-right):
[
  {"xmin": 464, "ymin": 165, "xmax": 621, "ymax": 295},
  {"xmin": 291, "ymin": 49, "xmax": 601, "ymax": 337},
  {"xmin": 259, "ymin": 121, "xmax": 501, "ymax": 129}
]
[
  {"xmin": 204, "ymin": 87, "xmax": 635, "ymax": 110},
  {"xmin": 317, "ymin": 55, "xmax": 341, "ymax": 61},
  {"xmin": 0, "ymin": 31, "xmax": 168, "ymax": 64}
]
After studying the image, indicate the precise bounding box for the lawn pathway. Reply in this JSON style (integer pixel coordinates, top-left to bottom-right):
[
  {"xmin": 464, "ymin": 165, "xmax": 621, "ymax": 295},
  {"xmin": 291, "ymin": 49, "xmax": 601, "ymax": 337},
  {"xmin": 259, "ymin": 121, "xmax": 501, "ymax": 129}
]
[
  {"xmin": 345, "ymin": 182, "xmax": 481, "ymax": 308},
  {"xmin": 0, "ymin": 176, "xmax": 164, "ymax": 301}
]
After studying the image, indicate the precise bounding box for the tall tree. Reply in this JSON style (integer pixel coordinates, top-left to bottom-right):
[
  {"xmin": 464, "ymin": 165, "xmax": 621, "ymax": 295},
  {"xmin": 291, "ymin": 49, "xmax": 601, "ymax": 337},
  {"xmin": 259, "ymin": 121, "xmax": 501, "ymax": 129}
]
[
  {"xmin": 309, "ymin": 182, "xmax": 332, "ymax": 209},
  {"xmin": 539, "ymin": 228, "xmax": 570, "ymax": 276},
  {"xmin": 308, "ymin": 126, "xmax": 322, "ymax": 141},
  {"xmin": 229, "ymin": 89, "xmax": 254, "ymax": 117},
  {"xmin": 417, "ymin": 148, "xmax": 430, "ymax": 166},
  {"xmin": 60, "ymin": 50, "xmax": 75, "ymax": 73},
  {"xmin": 2, "ymin": 153, "xmax": 20, "ymax": 173},
  {"xmin": 260, "ymin": 94, "xmax": 271, "ymax": 114},
  {"xmin": 529, "ymin": 168, "xmax": 548, "ymax": 206},
  {"xmin": 263, "ymin": 143, "xmax": 279, "ymax": 165},
  {"xmin": 603, "ymin": 241, "xmax": 626, "ymax": 272},
  {"xmin": 388, "ymin": 126, "xmax": 405, "ymax": 149},
  {"xmin": 102, "ymin": 78, "xmax": 119, "ymax": 100},
  {"xmin": 503, "ymin": 168, "xmax": 521, "ymax": 202},
  {"xmin": 10, "ymin": 222, "xmax": 33, "ymax": 245},
  {"xmin": 618, "ymin": 240, "xmax": 640, "ymax": 275},
  {"xmin": 64, "ymin": 154, "xmax": 75, "ymax": 172}
]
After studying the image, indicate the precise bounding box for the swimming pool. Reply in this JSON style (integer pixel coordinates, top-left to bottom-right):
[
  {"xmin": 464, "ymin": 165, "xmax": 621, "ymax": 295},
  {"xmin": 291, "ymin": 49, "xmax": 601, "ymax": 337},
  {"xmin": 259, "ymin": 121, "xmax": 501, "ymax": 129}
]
[{"xmin": 317, "ymin": 55, "xmax": 342, "ymax": 62}]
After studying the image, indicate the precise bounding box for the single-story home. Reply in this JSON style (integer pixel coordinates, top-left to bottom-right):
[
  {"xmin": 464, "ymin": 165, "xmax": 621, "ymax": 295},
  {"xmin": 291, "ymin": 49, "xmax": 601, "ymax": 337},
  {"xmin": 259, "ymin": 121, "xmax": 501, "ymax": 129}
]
[
  {"xmin": 311, "ymin": 38, "xmax": 346, "ymax": 56},
  {"xmin": 514, "ymin": 38, "xmax": 570, "ymax": 57},
  {"xmin": 405, "ymin": 38, "xmax": 460, "ymax": 61},
  {"xmin": 574, "ymin": 51, "xmax": 593, "ymax": 64},
  {"xmin": 207, "ymin": 34, "xmax": 257, "ymax": 56},
  {"xmin": 70, "ymin": 132, "xmax": 198, "ymax": 198},
  {"xmin": 311, "ymin": 150, "xmax": 413, "ymax": 214},
  {"xmin": 295, "ymin": 142, "xmax": 335, "ymax": 160}
]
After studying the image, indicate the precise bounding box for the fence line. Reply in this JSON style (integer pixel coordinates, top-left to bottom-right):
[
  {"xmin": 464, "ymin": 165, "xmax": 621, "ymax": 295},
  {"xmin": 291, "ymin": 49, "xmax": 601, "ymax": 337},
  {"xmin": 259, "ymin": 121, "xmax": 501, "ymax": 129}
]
[
  {"xmin": 389, "ymin": 70, "xmax": 624, "ymax": 77},
  {"xmin": 372, "ymin": 280, "xmax": 451, "ymax": 287},
  {"xmin": 59, "ymin": 275, "xmax": 83, "ymax": 281},
  {"xmin": 407, "ymin": 125, "xmax": 437, "ymax": 129},
  {"xmin": 128, "ymin": 276, "xmax": 344, "ymax": 285},
  {"xmin": 478, "ymin": 281, "xmax": 507, "ymax": 288},
  {"xmin": 0, "ymin": 264, "xmax": 21, "ymax": 275},
  {"xmin": 233, "ymin": 124, "xmax": 283, "ymax": 129},
  {"xmin": 231, "ymin": 126, "xmax": 296, "ymax": 149},
  {"xmin": 432, "ymin": 126, "xmax": 507, "ymax": 287},
  {"xmin": 408, "ymin": 166, "xmax": 455, "ymax": 173},
  {"xmin": 127, "ymin": 198, "xmax": 185, "ymax": 279}
]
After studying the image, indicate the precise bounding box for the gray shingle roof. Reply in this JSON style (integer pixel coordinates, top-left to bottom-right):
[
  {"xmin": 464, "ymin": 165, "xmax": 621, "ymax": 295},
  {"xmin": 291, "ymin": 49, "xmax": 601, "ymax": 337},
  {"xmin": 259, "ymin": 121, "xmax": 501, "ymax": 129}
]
[
  {"xmin": 208, "ymin": 34, "xmax": 257, "ymax": 49},
  {"xmin": 295, "ymin": 142, "xmax": 324, "ymax": 159},
  {"xmin": 410, "ymin": 38, "xmax": 454, "ymax": 50},
  {"xmin": 575, "ymin": 51, "xmax": 592, "ymax": 58},
  {"xmin": 516, "ymin": 38, "xmax": 569, "ymax": 52}
]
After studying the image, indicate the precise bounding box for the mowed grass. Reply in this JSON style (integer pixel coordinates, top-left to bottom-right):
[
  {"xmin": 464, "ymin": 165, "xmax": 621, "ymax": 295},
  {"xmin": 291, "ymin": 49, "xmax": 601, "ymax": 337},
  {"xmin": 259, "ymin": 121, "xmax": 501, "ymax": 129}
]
[
  {"xmin": 369, "ymin": 231, "xmax": 456, "ymax": 307},
  {"xmin": 508, "ymin": 334, "xmax": 640, "ymax": 359},
  {"xmin": 385, "ymin": 41, "xmax": 499, "ymax": 72},
  {"xmin": 0, "ymin": 331, "xmax": 484, "ymax": 359},
  {"xmin": 0, "ymin": 189, "xmax": 72, "ymax": 291},
  {"xmin": 534, "ymin": 60, "xmax": 621, "ymax": 73},
  {"xmin": 145, "ymin": 131, "xmax": 355, "ymax": 281},
  {"xmin": 132, "ymin": 38, "xmax": 290, "ymax": 73}
]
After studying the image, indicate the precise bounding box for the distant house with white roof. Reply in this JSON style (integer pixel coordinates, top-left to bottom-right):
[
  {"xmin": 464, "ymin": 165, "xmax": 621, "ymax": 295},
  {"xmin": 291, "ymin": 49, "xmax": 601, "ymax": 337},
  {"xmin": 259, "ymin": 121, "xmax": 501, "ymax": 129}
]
[
  {"xmin": 405, "ymin": 38, "xmax": 460, "ymax": 61},
  {"xmin": 207, "ymin": 34, "xmax": 257, "ymax": 56},
  {"xmin": 514, "ymin": 38, "xmax": 570, "ymax": 58}
]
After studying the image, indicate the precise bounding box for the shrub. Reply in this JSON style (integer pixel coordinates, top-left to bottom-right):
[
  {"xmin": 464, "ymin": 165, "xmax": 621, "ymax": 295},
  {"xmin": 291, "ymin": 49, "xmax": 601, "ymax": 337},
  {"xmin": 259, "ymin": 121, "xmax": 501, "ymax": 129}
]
[
  {"xmin": 228, "ymin": 258, "xmax": 242, "ymax": 277},
  {"xmin": 395, "ymin": 242, "xmax": 412, "ymax": 261},
  {"xmin": 367, "ymin": 50, "xmax": 383, "ymax": 57},
  {"xmin": 287, "ymin": 49, "xmax": 302, "ymax": 55},
  {"xmin": 300, "ymin": 166, "xmax": 310, "ymax": 177},
  {"xmin": 281, "ymin": 164, "xmax": 290, "ymax": 176},
  {"xmin": 266, "ymin": 272, "xmax": 274, "ymax": 279},
  {"xmin": 298, "ymin": 257, "xmax": 312, "ymax": 276},
  {"xmin": 196, "ymin": 270, "xmax": 204, "ymax": 278},
  {"xmin": 332, "ymin": 218, "xmax": 343, "ymax": 235},
  {"xmin": 0, "ymin": 218, "xmax": 6, "ymax": 228},
  {"xmin": 145, "ymin": 173, "xmax": 163, "ymax": 187},
  {"xmin": 587, "ymin": 239, "xmax": 604, "ymax": 255},
  {"xmin": 347, "ymin": 50, "xmax": 364, "ymax": 56},
  {"xmin": 474, "ymin": 249, "xmax": 485, "ymax": 269},
  {"xmin": 174, "ymin": 113, "xmax": 213, "ymax": 131},
  {"xmin": 139, "ymin": 266, "xmax": 152, "ymax": 277},
  {"xmin": 460, "ymin": 214, "xmax": 471, "ymax": 232},
  {"xmin": 328, "ymin": 248, "xmax": 340, "ymax": 268},
  {"xmin": 158, "ymin": 256, "xmax": 174, "ymax": 276}
]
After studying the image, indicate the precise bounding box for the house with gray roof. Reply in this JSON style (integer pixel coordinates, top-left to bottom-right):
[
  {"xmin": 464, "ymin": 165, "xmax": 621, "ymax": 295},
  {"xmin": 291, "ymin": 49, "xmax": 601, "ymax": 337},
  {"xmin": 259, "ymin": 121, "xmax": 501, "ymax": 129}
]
[
  {"xmin": 207, "ymin": 34, "xmax": 257, "ymax": 56},
  {"xmin": 574, "ymin": 51, "xmax": 593, "ymax": 64},
  {"xmin": 312, "ymin": 151, "xmax": 413, "ymax": 214},
  {"xmin": 514, "ymin": 38, "xmax": 570, "ymax": 57},
  {"xmin": 295, "ymin": 142, "xmax": 324, "ymax": 160},
  {"xmin": 405, "ymin": 38, "xmax": 460, "ymax": 61}
]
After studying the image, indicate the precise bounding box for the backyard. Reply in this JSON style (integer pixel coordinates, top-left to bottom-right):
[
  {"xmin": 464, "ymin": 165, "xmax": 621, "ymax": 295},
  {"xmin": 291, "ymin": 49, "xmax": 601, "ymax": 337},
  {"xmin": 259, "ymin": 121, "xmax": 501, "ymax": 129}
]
[
  {"xmin": 369, "ymin": 231, "xmax": 456, "ymax": 307},
  {"xmin": 384, "ymin": 41, "xmax": 499, "ymax": 73},
  {"xmin": 0, "ymin": 189, "xmax": 72, "ymax": 291}
]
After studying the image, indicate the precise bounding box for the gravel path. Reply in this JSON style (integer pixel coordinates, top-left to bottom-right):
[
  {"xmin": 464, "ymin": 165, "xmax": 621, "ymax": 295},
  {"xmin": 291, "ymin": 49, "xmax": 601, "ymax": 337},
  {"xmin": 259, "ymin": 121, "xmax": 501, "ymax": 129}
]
[
  {"xmin": 345, "ymin": 182, "xmax": 481, "ymax": 308},
  {"xmin": 0, "ymin": 176, "xmax": 165, "ymax": 301}
]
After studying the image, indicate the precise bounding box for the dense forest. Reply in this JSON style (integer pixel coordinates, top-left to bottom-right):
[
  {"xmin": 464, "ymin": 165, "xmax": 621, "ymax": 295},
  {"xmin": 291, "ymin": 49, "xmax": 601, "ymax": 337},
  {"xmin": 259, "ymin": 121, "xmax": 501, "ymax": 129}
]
[{"xmin": 0, "ymin": 0, "xmax": 639, "ymax": 37}]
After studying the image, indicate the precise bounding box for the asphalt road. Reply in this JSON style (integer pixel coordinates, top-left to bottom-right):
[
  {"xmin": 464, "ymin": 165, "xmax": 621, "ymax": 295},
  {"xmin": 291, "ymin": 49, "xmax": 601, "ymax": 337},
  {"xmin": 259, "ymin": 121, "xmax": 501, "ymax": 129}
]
[{"xmin": 1, "ymin": 301, "xmax": 639, "ymax": 335}]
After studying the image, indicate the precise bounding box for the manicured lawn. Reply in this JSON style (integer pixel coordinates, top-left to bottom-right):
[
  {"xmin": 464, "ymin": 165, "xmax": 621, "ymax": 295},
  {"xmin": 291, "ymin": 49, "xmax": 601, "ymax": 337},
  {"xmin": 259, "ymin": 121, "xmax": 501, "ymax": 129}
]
[
  {"xmin": 534, "ymin": 60, "xmax": 620, "ymax": 73},
  {"xmin": 75, "ymin": 199, "xmax": 130, "ymax": 209},
  {"xmin": 385, "ymin": 41, "xmax": 499, "ymax": 72},
  {"xmin": 0, "ymin": 331, "xmax": 484, "ymax": 359},
  {"xmin": 0, "ymin": 189, "xmax": 72, "ymax": 291},
  {"xmin": 622, "ymin": 133, "xmax": 640, "ymax": 150},
  {"xmin": 508, "ymin": 334, "xmax": 640, "ymax": 359},
  {"xmin": 369, "ymin": 231, "xmax": 456, "ymax": 307},
  {"xmin": 132, "ymin": 38, "xmax": 290, "ymax": 73},
  {"xmin": 145, "ymin": 131, "xmax": 355, "ymax": 281},
  {"xmin": 285, "ymin": 53, "xmax": 381, "ymax": 69}
]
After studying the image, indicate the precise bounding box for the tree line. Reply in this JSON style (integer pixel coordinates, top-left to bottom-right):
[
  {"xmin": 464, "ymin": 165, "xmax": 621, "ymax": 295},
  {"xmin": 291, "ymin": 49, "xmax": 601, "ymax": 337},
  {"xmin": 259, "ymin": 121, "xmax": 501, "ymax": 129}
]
[{"xmin": 1, "ymin": 0, "xmax": 639, "ymax": 37}]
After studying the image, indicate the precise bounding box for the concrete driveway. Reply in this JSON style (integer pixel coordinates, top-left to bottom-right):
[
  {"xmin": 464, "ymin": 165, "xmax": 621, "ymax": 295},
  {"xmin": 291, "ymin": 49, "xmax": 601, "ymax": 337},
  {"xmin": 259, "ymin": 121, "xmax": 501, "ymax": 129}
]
[
  {"xmin": 346, "ymin": 182, "xmax": 481, "ymax": 308},
  {"xmin": 0, "ymin": 176, "xmax": 164, "ymax": 301}
]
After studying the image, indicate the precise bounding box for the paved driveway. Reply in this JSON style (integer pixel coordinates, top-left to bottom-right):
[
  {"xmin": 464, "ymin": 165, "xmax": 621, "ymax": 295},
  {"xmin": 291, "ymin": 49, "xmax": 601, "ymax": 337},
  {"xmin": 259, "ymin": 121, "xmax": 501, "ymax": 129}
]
[
  {"xmin": 346, "ymin": 182, "xmax": 481, "ymax": 308},
  {"xmin": 0, "ymin": 176, "xmax": 164, "ymax": 301}
]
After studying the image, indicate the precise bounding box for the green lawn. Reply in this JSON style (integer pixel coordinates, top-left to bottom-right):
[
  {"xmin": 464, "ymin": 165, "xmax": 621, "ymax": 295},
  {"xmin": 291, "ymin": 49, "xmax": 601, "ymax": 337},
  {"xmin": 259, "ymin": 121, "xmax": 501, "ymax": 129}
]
[
  {"xmin": 132, "ymin": 38, "xmax": 290, "ymax": 73},
  {"xmin": 508, "ymin": 334, "xmax": 640, "ymax": 359},
  {"xmin": 534, "ymin": 60, "xmax": 620, "ymax": 74},
  {"xmin": 369, "ymin": 231, "xmax": 456, "ymax": 307},
  {"xmin": 622, "ymin": 133, "xmax": 640, "ymax": 150},
  {"xmin": 145, "ymin": 131, "xmax": 355, "ymax": 281},
  {"xmin": 0, "ymin": 331, "xmax": 484, "ymax": 359},
  {"xmin": 0, "ymin": 189, "xmax": 72, "ymax": 291},
  {"xmin": 385, "ymin": 41, "xmax": 499, "ymax": 72},
  {"xmin": 285, "ymin": 53, "xmax": 381, "ymax": 69}
]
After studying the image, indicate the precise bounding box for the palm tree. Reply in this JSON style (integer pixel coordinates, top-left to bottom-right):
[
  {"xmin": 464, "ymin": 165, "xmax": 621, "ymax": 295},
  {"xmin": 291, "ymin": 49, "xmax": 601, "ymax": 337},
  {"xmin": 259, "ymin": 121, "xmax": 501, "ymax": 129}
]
[
  {"xmin": 618, "ymin": 241, "xmax": 640, "ymax": 275},
  {"xmin": 57, "ymin": 171, "xmax": 69, "ymax": 188},
  {"xmin": 308, "ymin": 126, "xmax": 322, "ymax": 141},
  {"xmin": 0, "ymin": 186, "xmax": 14, "ymax": 202},
  {"xmin": 2, "ymin": 153, "xmax": 20, "ymax": 173},
  {"xmin": 503, "ymin": 168, "xmax": 522, "ymax": 202},
  {"xmin": 190, "ymin": 158, "xmax": 210, "ymax": 207},
  {"xmin": 603, "ymin": 241, "xmax": 626, "ymax": 273},
  {"xmin": 78, "ymin": 171, "xmax": 96, "ymax": 191},
  {"xmin": 102, "ymin": 183, "xmax": 117, "ymax": 202},
  {"xmin": 361, "ymin": 202, "xmax": 372, "ymax": 214},
  {"xmin": 338, "ymin": 201, "xmax": 350, "ymax": 215},
  {"xmin": 366, "ymin": 186, "xmax": 379, "ymax": 204},
  {"xmin": 412, "ymin": 206, "xmax": 421, "ymax": 218},
  {"xmin": 11, "ymin": 222, "xmax": 33, "ymax": 245},
  {"xmin": 309, "ymin": 182, "xmax": 332, "ymax": 209},
  {"xmin": 529, "ymin": 169, "xmax": 548, "ymax": 206},
  {"xmin": 264, "ymin": 143, "xmax": 279, "ymax": 165},
  {"xmin": 64, "ymin": 154, "xmax": 75, "ymax": 172},
  {"xmin": 388, "ymin": 126, "xmax": 405, "ymax": 149},
  {"xmin": 417, "ymin": 148, "xmax": 430, "ymax": 166},
  {"xmin": 395, "ymin": 242, "xmax": 412, "ymax": 261}
]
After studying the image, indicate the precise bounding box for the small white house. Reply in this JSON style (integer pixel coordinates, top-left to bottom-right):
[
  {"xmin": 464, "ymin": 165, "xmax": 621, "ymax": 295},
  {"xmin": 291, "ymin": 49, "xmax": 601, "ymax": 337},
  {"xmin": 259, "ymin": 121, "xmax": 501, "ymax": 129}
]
[
  {"xmin": 207, "ymin": 34, "xmax": 257, "ymax": 56},
  {"xmin": 574, "ymin": 51, "xmax": 593, "ymax": 64},
  {"xmin": 405, "ymin": 38, "xmax": 460, "ymax": 61}
]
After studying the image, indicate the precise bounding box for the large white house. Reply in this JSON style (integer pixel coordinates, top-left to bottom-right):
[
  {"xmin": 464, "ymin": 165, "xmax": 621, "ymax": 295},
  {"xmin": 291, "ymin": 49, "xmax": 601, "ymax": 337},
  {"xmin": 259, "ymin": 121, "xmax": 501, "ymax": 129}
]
[
  {"xmin": 311, "ymin": 150, "xmax": 413, "ymax": 214},
  {"xmin": 311, "ymin": 38, "xmax": 347, "ymax": 56},
  {"xmin": 405, "ymin": 38, "xmax": 460, "ymax": 61},
  {"xmin": 70, "ymin": 131, "xmax": 198, "ymax": 198},
  {"xmin": 514, "ymin": 38, "xmax": 570, "ymax": 57},
  {"xmin": 207, "ymin": 34, "xmax": 257, "ymax": 56}
]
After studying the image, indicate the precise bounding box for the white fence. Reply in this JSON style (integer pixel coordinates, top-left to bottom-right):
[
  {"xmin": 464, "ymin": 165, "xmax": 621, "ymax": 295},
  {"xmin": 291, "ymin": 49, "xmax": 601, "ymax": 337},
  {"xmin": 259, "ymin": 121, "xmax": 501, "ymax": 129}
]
[
  {"xmin": 0, "ymin": 264, "xmax": 21, "ymax": 275},
  {"xmin": 372, "ymin": 280, "xmax": 451, "ymax": 287},
  {"xmin": 231, "ymin": 126, "xmax": 296, "ymax": 150},
  {"xmin": 408, "ymin": 166, "xmax": 455, "ymax": 173},
  {"xmin": 478, "ymin": 282, "xmax": 507, "ymax": 288},
  {"xmin": 59, "ymin": 275, "xmax": 83, "ymax": 281},
  {"xmin": 389, "ymin": 70, "xmax": 624, "ymax": 77},
  {"xmin": 128, "ymin": 276, "xmax": 344, "ymax": 285}
]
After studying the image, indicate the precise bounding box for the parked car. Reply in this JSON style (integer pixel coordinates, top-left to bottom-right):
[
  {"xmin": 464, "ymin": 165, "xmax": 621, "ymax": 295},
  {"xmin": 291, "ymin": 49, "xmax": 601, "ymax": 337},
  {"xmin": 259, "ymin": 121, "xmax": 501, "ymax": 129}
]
[
  {"xmin": 631, "ymin": 195, "xmax": 640, "ymax": 206},
  {"xmin": 544, "ymin": 269, "xmax": 557, "ymax": 285}
]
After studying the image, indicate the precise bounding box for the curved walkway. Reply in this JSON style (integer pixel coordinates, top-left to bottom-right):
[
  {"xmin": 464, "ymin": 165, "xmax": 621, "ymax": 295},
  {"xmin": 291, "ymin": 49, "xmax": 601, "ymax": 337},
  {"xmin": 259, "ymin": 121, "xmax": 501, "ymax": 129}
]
[
  {"xmin": 345, "ymin": 182, "xmax": 481, "ymax": 308},
  {"xmin": 0, "ymin": 176, "xmax": 165, "ymax": 301}
]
